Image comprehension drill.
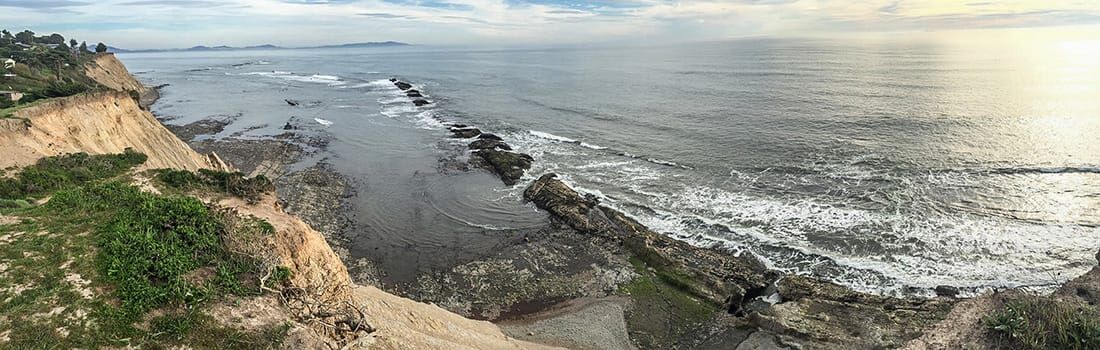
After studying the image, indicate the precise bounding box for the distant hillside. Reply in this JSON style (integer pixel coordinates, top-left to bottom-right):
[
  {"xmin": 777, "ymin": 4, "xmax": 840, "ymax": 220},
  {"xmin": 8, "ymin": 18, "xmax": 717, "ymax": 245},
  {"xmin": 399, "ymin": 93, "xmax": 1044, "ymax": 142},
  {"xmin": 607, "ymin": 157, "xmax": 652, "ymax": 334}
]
[{"xmin": 109, "ymin": 41, "xmax": 409, "ymax": 53}]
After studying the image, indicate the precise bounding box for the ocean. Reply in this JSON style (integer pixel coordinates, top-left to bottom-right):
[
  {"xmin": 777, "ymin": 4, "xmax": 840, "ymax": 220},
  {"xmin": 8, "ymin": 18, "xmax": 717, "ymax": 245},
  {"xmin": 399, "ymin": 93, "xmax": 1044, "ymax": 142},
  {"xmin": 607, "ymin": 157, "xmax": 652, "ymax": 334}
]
[{"xmin": 120, "ymin": 31, "xmax": 1100, "ymax": 296}]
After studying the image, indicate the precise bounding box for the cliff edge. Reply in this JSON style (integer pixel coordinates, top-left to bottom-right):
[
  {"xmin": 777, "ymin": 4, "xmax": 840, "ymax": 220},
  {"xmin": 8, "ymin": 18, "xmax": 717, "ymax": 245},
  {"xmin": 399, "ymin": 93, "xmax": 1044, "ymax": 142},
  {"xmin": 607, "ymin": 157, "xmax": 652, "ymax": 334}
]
[{"xmin": 0, "ymin": 53, "xmax": 555, "ymax": 349}]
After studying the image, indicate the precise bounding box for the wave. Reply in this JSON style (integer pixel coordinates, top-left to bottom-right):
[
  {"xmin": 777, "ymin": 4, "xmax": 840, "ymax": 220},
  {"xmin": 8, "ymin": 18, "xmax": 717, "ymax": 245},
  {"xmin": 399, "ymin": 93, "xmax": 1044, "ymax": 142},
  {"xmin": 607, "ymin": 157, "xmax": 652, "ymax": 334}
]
[
  {"xmin": 380, "ymin": 104, "xmax": 417, "ymax": 118},
  {"xmin": 528, "ymin": 130, "xmax": 608, "ymax": 151},
  {"xmin": 314, "ymin": 118, "xmax": 334, "ymax": 126},
  {"xmin": 987, "ymin": 166, "xmax": 1100, "ymax": 175},
  {"xmin": 615, "ymin": 151, "xmax": 693, "ymax": 170},
  {"xmin": 240, "ymin": 71, "xmax": 345, "ymax": 86},
  {"xmin": 529, "ymin": 130, "xmax": 577, "ymax": 143},
  {"xmin": 414, "ymin": 110, "xmax": 445, "ymax": 130}
]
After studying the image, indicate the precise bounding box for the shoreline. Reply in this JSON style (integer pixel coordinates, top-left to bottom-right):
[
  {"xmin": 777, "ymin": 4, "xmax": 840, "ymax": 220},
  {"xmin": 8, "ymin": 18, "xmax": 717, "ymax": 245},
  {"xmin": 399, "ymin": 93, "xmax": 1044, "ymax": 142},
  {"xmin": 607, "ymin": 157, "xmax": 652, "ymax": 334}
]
[{"xmin": 147, "ymin": 76, "xmax": 1100, "ymax": 349}]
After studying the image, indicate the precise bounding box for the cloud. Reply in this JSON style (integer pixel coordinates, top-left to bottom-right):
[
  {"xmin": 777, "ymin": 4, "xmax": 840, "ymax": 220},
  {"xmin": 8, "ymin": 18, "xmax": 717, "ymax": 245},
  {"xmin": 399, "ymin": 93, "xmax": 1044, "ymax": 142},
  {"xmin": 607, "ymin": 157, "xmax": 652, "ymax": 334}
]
[
  {"xmin": 359, "ymin": 12, "xmax": 417, "ymax": 19},
  {"xmin": 1, "ymin": 0, "xmax": 1099, "ymax": 49},
  {"xmin": 0, "ymin": 0, "xmax": 88, "ymax": 13},
  {"xmin": 281, "ymin": 0, "xmax": 359, "ymax": 4},
  {"xmin": 118, "ymin": 0, "xmax": 236, "ymax": 7},
  {"xmin": 0, "ymin": 0, "xmax": 88, "ymax": 8}
]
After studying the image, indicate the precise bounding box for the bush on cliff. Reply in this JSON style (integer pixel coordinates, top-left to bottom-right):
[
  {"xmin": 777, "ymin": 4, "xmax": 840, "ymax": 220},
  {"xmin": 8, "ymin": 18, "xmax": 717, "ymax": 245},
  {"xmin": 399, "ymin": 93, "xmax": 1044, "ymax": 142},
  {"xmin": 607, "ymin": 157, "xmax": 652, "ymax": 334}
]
[
  {"xmin": 46, "ymin": 182, "xmax": 269, "ymax": 317},
  {"xmin": 0, "ymin": 150, "xmax": 147, "ymax": 199},
  {"xmin": 155, "ymin": 168, "xmax": 274, "ymax": 203},
  {"xmin": 986, "ymin": 296, "xmax": 1100, "ymax": 350}
]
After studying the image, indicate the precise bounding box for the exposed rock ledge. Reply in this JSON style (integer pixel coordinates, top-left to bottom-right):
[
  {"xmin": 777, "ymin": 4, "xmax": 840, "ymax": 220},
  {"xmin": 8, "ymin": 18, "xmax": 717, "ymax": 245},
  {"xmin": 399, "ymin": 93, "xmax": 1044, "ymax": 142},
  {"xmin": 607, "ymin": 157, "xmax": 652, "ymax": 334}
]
[{"xmin": 524, "ymin": 173, "xmax": 956, "ymax": 349}]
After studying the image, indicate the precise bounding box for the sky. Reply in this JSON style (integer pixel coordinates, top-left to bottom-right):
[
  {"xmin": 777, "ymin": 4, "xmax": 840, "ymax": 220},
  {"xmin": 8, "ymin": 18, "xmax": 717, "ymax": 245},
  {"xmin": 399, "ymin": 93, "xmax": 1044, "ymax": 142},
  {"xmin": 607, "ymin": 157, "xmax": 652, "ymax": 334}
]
[{"xmin": 1, "ymin": 0, "xmax": 1099, "ymax": 49}]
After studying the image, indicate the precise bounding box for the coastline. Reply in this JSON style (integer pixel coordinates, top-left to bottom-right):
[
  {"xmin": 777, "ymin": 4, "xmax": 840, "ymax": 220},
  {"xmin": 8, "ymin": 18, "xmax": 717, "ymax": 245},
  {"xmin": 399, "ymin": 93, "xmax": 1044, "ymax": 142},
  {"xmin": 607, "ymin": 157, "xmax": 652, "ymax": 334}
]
[
  {"xmin": 143, "ymin": 72, "xmax": 1100, "ymax": 349},
  {"xmin": 1, "ymin": 53, "xmax": 565, "ymax": 349}
]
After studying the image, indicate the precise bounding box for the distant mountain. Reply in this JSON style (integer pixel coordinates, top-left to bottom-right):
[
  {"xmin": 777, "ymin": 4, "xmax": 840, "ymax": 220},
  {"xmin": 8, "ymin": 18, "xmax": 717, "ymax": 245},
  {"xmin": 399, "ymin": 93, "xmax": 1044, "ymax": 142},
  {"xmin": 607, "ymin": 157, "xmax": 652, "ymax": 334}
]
[
  {"xmin": 109, "ymin": 41, "xmax": 409, "ymax": 53},
  {"xmin": 305, "ymin": 41, "xmax": 410, "ymax": 49}
]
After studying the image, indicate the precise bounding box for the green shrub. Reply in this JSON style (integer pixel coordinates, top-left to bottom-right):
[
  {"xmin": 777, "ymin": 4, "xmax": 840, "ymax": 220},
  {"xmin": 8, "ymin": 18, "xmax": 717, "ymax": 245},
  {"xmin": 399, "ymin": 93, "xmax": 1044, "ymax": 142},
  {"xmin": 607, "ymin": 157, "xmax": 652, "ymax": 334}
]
[
  {"xmin": 986, "ymin": 297, "xmax": 1100, "ymax": 350},
  {"xmin": 155, "ymin": 169, "xmax": 274, "ymax": 203},
  {"xmin": 0, "ymin": 150, "xmax": 147, "ymax": 199},
  {"xmin": 48, "ymin": 182, "xmax": 265, "ymax": 320},
  {"xmin": 0, "ymin": 198, "xmax": 31, "ymax": 208}
]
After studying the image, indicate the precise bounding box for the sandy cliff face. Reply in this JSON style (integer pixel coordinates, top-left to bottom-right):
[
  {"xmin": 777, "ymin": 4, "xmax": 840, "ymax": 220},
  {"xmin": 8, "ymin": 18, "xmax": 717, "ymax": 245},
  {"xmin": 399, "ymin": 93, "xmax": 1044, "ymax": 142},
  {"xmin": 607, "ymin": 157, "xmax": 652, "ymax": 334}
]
[
  {"xmin": 84, "ymin": 54, "xmax": 147, "ymax": 94},
  {"xmin": 0, "ymin": 91, "xmax": 228, "ymax": 171},
  {"xmin": 218, "ymin": 195, "xmax": 557, "ymax": 349}
]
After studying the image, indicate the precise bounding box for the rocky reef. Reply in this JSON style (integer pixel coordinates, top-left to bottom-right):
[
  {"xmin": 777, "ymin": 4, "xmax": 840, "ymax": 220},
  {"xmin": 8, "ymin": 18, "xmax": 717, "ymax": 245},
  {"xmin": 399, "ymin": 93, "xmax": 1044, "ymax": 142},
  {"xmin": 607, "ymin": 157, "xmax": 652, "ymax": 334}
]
[{"xmin": 519, "ymin": 174, "xmax": 959, "ymax": 349}]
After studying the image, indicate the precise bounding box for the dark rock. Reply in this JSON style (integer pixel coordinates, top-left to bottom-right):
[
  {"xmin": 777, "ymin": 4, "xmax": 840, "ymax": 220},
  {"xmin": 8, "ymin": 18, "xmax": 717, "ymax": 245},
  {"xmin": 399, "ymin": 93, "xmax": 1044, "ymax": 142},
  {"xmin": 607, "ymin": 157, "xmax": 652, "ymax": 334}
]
[
  {"xmin": 524, "ymin": 174, "xmax": 780, "ymax": 306},
  {"xmin": 394, "ymin": 81, "xmax": 413, "ymax": 90},
  {"xmin": 413, "ymin": 99, "xmax": 431, "ymax": 106},
  {"xmin": 478, "ymin": 133, "xmax": 503, "ymax": 141},
  {"xmin": 473, "ymin": 149, "xmax": 533, "ymax": 186},
  {"xmin": 164, "ymin": 117, "xmax": 234, "ymax": 141},
  {"xmin": 285, "ymin": 99, "xmax": 300, "ymax": 106},
  {"xmin": 389, "ymin": 78, "xmax": 397, "ymax": 82},
  {"xmin": 468, "ymin": 139, "xmax": 512, "ymax": 151},
  {"xmin": 406, "ymin": 90, "xmax": 423, "ymax": 97},
  {"xmin": 451, "ymin": 128, "xmax": 481, "ymax": 138},
  {"xmin": 934, "ymin": 285, "xmax": 960, "ymax": 298},
  {"xmin": 282, "ymin": 122, "xmax": 297, "ymax": 130}
]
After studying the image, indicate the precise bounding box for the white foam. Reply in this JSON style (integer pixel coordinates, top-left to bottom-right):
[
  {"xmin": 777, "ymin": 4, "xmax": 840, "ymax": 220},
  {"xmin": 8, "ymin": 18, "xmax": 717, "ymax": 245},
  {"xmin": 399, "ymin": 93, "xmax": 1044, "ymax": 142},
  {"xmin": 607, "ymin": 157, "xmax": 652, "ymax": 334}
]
[
  {"xmin": 378, "ymin": 96, "xmax": 408, "ymax": 105},
  {"xmin": 414, "ymin": 110, "xmax": 445, "ymax": 130},
  {"xmin": 529, "ymin": 130, "xmax": 577, "ymax": 143},
  {"xmin": 314, "ymin": 118, "xmax": 333, "ymax": 126},
  {"xmin": 380, "ymin": 104, "xmax": 417, "ymax": 118},
  {"xmin": 240, "ymin": 71, "xmax": 345, "ymax": 86},
  {"xmin": 367, "ymin": 79, "xmax": 394, "ymax": 87}
]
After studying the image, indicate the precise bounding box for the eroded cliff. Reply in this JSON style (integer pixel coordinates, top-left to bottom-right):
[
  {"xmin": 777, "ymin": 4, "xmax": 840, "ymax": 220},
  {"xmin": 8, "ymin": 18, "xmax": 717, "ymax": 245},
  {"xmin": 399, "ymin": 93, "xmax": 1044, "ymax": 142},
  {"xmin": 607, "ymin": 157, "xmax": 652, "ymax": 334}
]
[{"xmin": 1, "ymin": 91, "xmax": 229, "ymax": 171}]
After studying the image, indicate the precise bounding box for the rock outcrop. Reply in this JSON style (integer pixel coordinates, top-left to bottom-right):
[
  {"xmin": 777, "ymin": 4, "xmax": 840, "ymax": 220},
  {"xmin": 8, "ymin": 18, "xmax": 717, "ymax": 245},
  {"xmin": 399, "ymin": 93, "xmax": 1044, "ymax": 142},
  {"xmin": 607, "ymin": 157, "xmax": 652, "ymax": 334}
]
[
  {"xmin": 474, "ymin": 149, "xmax": 534, "ymax": 186},
  {"xmin": 523, "ymin": 174, "xmax": 956, "ymax": 349},
  {"xmin": 451, "ymin": 127, "xmax": 482, "ymax": 138}
]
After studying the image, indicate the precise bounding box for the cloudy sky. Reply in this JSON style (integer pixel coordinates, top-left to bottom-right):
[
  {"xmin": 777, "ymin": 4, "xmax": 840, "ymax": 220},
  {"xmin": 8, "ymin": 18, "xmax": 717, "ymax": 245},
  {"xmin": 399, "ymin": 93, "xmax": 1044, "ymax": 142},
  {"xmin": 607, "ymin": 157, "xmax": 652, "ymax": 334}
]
[{"xmin": 1, "ymin": 0, "xmax": 1099, "ymax": 49}]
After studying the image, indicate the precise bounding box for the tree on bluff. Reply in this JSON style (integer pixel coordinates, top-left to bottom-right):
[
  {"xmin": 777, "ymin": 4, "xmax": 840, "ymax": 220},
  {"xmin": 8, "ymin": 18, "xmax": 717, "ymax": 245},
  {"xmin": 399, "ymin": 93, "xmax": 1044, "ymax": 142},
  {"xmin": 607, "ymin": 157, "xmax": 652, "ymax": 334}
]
[
  {"xmin": 95, "ymin": 42, "xmax": 107, "ymax": 53},
  {"xmin": 15, "ymin": 30, "xmax": 34, "ymax": 44}
]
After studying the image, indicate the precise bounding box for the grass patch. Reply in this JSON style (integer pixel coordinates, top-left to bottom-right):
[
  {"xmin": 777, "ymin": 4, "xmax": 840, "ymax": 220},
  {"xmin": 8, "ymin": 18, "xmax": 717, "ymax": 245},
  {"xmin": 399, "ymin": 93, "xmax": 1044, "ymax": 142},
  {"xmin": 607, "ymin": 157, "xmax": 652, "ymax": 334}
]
[
  {"xmin": 154, "ymin": 169, "xmax": 274, "ymax": 203},
  {"xmin": 0, "ymin": 150, "xmax": 147, "ymax": 200},
  {"xmin": 986, "ymin": 296, "xmax": 1100, "ymax": 350},
  {"xmin": 0, "ymin": 153, "xmax": 291, "ymax": 348},
  {"xmin": 150, "ymin": 309, "xmax": 291, "ymax": 349}
]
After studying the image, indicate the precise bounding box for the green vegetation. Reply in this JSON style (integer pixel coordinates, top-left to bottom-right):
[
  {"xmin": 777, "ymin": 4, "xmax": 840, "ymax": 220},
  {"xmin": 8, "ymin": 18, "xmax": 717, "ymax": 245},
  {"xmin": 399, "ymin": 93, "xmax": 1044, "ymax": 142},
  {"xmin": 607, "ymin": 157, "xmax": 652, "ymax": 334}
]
[
  {"xmin": 0, "ymin": 150, "xmax": 147, "ymax": 200},
  {"xmin": 619, "ymin": 255, "xmax": 718, "ymax": 349},
  {"xmin": 1, "ymin": 28, "xmax": 103, "ymax": 114},
  {"xmin": 0, "ymin": 152, "xmax": 292, "ymax": 348},
  {"xmin": 986, "ymin": 296, "xmax": 1100, "ymax": 350},
  {"xmin": 154, "ymin": 168, "xmax": 275, "ymax": 203},
  {"xmin": 623, "ymin": 236, "xmax": 713, "ymax": 302}
]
